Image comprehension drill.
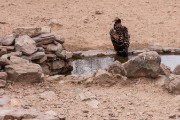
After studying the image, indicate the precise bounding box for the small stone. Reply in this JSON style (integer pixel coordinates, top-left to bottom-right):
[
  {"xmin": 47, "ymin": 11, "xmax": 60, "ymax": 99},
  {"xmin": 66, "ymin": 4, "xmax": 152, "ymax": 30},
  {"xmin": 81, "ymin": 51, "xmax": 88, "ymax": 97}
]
[
  {"xmin": 78, "ymin": 91, "xmax": 96, "ymax": 101},
  {"xmin": 95, "ymin": 10, "xmax": 103, "ymax": 15},
  {"xmin": 10, "ymin": 99, "xmax": 22, "ymax": 107},
  {"xmin": 31, "ymin": 52, "xmax": 45, "ymax": 60},
  {"xmin": 10, "ymin": 56, "xmax": 29, "ymax": 64},
  {"xmin": 37, "ymin": 47, "xmax": 45, "ymax": 52},
  {"xmin": 173, "ymin": 65, "xmax": 180, "ymax": 75},
  {"xmin": 51, "ymin": 60, "xmax": 65, "ymax": 70},
  {"xmin": 15, "ymin": 35, "xmax": 37, "ymax": 55},
  {"xmin": 35, "ymin": 55, "xmax": 47, "ymax": 63},
  {"xmin": 59, "ymin": 115, "xmax": 66, "ymax": 120},
  {"xmin": 0, "ymin": 48, "xmax": 7, "ymax": 57},
  {"xmin": 108, "ymin": 60, "xmax": 126, "ymax": 76},
  {"xmin": 126, "ymin": 112, "xmax": 131, "ymax": 116},
  {"xmin": 103, "ymin": 117, "xmax": 119, "ymax": 120},
  {"xmin": 164, "ymin": 74, "xmax": 180, "ymax": 94},
  {"xmin": 0, "ymin": 72, "xmax": 7, "ymax": 80},
  {"xmin": 0, "ymin": 89, "xmax": 5, "ymax": 96},
  {"xmin": 66, "ymin": 51, "xmax": 73, "ymax": 60},
  {"xmin": 0, "ymin": 46, "xmax": 14, "ymax": 51},
  {"xmin": 82, "ymin": 110, "xmax": 89, "ymax": 113},
  {"xmin": 160, "ymin": 63, "xmax": 171, "ymax": 75},
  {"xmin": 46, "ymin": 54, "xmax": 57, "ymax": 59},
  {"xmin": 54, "ymin": 35, "xmax": 64, "ymax": 44},
  {"xmin": 37, "ymin": 112, "xmax": 60, "ymax": 120},
  {"xmin": 0, "ymin": 80, "xmax": 6, "ymax": 88},
  {"xmin": 41, "ymin": 64, "xmax": 50, "ymax": 75},
  {"xmin": 94, "ymin": 69, "xmax": 117, "ymax": 87},
  {"xmin": 33, "ymin": 33, "xmax": 55, "ymax": 46},
  {"xmin": 39, "ymin": 91, "xmax": 57, "ymax": 100},
  {"xmin": 41, "ymin": 26, "xmax": 51, "ymax": 34},
  {"xmin": 55, "ymin": 50, "xmax": 66, "ymax": 59},
  {"xmin": 169, "ymin": 114, "xmax": 177, "ymax": 119},
  {"xmin": 0, "ymin": 51, "xmax": 22, "ymax": 66},
  {"xmin": 0, "ymin": 34, "xmax": 15, "ymax": 46},
  {"xmin": 87, "ymin": 99, "xmax": 100, "ymax": 108},
  {"xmin": 46, "ymin": 43, "xmax": 63, "ymax": 52}
]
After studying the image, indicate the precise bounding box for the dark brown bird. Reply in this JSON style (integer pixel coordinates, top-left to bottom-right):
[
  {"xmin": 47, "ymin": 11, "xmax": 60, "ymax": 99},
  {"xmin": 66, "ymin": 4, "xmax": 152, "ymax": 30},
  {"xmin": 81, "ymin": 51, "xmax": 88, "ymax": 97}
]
[{"xmin": 110, "ymin": 17, "xmax": 130, "ymax": 57}]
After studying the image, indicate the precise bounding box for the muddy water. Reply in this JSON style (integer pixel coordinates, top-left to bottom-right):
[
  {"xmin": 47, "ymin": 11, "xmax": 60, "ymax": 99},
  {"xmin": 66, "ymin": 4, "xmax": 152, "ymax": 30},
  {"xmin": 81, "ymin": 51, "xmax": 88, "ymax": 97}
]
[{"xmin": 71, "ymin": 55, "xmax": 180, "ymax": 75}]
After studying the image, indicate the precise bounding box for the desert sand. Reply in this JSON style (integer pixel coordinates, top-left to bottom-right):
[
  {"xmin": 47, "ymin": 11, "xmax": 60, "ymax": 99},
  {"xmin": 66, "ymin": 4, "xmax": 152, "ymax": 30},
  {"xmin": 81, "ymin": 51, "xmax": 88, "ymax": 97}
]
[
  {"xmin": 0, "ymin": 0, "xmax": 179, "ymax": 51},
  {"xmin": 0, "ymin": 0, "xmax": 180, "ymax": 120}
]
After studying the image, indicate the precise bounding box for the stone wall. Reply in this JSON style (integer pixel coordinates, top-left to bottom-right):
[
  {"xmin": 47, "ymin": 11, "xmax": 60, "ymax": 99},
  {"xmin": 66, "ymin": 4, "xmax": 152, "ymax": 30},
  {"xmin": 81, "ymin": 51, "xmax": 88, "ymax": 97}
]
[{"xmin": 0, "ymin": 26, "xmax": 72, "ymax": 83}]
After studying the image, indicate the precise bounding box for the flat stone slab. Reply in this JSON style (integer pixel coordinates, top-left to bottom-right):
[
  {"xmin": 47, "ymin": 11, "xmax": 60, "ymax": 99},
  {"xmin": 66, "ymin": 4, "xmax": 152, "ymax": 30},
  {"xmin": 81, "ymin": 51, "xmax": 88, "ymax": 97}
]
[
  {"xmin": 72, "ymin": 47, "xmax": 180, "ymax": 58},
  {"xmin": 73, "ymin": 50, "xmax": 116, "ymax": 58}
]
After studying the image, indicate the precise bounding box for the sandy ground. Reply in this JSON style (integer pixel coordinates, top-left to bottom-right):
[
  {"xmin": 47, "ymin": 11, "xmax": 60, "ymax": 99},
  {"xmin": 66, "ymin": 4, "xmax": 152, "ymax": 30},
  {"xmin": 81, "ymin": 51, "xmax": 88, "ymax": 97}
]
[
  {"xmin": 3, "ymin": 76, "xmax": 180, "ymax": 120},
  {"xmin": 0, "ymin": 1, "xmax": 180, "ymax": 120},
  {"xmin": 0, "ymin": 0, "xmax": 180, "ymax": 51}
]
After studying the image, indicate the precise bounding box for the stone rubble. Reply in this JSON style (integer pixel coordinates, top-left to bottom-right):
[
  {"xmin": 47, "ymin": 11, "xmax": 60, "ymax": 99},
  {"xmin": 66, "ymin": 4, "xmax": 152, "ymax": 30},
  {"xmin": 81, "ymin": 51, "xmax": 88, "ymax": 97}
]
[{"xmin": 0, "ymin": 26, "xmax": 73, "ymax": 85}]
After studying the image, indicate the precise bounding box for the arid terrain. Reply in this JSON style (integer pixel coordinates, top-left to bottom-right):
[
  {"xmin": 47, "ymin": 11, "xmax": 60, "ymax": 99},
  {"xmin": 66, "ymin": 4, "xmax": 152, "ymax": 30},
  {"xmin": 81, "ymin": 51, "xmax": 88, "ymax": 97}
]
[
  {"xmin": 0, "ymin": 0, "xmax": 180, "ymax": 51},
  {"xmin": 0, "ymin": 0, "xmax": 180, "ymax": 120},
  {"xmin": 4, "ymin": 76, "xmax": 180, "ymax": 120}
]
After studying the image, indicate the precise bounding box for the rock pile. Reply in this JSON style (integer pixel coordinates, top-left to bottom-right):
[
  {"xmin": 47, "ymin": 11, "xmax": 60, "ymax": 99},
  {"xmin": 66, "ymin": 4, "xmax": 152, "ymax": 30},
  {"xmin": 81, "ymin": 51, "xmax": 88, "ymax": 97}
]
[{"xmin": 0, "ymin": 26, "xmax": 72, "ymax": 83}]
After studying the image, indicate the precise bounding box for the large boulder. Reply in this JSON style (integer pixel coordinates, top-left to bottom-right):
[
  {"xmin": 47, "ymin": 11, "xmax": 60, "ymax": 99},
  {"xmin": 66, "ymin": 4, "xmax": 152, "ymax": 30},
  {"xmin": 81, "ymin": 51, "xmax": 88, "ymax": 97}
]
[
  {"xmin": 5, "ymin": 63, "xmax": 43, "ymax": 83},
  {"xmin": 123, "ymin": 51, "xmax": 161, "ymax": 78},
  {"xmin": 0, "ymin": 34, "xmax": 15, "ymax": 46},
  {"xmin": 13, "ymin": 27, "xmax": 42, "ymax": 37},
  {"xmin": 108, "ymin": 61, "xmax": 126, "ymax": 76},
  {"xmin": 15, "ymin": 35, "xmax": 37, "ymax": 55},
  {"xmin": 173, "ymin": 65, "xmax": 180, "ymax": 75}
]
